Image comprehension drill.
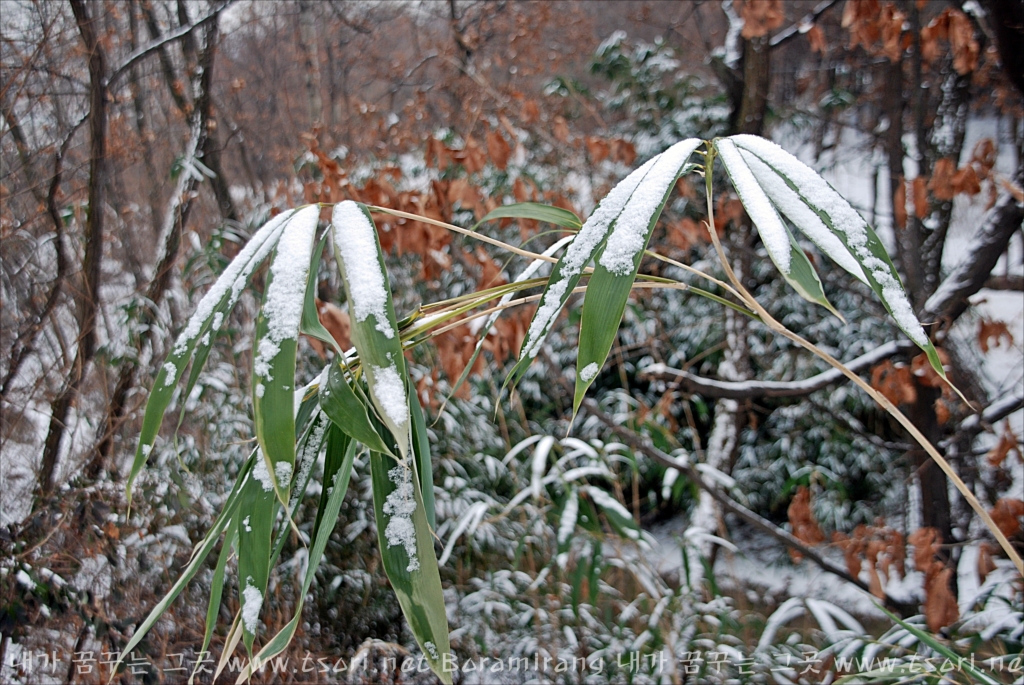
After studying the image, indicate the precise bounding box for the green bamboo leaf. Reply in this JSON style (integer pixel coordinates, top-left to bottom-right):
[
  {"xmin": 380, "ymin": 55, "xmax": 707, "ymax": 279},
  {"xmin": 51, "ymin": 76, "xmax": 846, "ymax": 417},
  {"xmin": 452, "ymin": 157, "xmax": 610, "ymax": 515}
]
[
  {"xmin": 572, "ymin": 139, "xmax": 704, "ymax": 415},
  {"xmin": 370, "ymin": 450, "xmax": 452, "ymax": 684},
  {"xmin": 190, "ymin": 519, "xmax": 236, "ymax": 684},
  {"xmin": 318, "ymin": 361, "xmax": 395, "ymax": 456},
  {"xmin": 114, "ymin": 453, "xmax": 254, "ymax": 674},
  {"xmin": 505, "ymin": 152, "xmax": 663, "ymax": 391},
  {"xmin": 252, "ymin": 205, "xmax": 320, "ymax": 501},
  {"xmin": 331, "ymin": 201, "xmax": 411, "ymax": 460},
  {"xmin": 473, "ymin": 202, "xmax": 582, "ymax": 230},
  {"xmin": 299, "ymin": 232, "xmax": 341, "ymax": 353},
  {"xmin": 236, "ymin": 454, "xmax": 276, "ymax": 651},
  {"xmin": 581, "ymin": 485, "xmax": 641, "ymax": 542},
  {"xmin": 715, "ymin": 138, "xmax": 841, "ymax": 319},
  {"xmin": 128, "ymin": 208, "xmax": 299, "ymax": 502},
  {"xmin": 235, "ymin": 427, "xmax": 355, "ymax": 684},
  {"xmin": 408, "ymin": 381, "xmax": 436, "ymax": 530},
  {"xmin": 729, "ymin": 134, "xmax": 947, "ymax": 378}
]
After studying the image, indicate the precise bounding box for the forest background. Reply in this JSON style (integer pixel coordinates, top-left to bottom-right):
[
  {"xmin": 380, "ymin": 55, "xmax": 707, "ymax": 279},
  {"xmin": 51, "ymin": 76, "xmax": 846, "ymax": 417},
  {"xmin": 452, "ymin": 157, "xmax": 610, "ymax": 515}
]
[{"xmin": 1, "ymin": 0, "xmax": 1023, "ymax": 683}]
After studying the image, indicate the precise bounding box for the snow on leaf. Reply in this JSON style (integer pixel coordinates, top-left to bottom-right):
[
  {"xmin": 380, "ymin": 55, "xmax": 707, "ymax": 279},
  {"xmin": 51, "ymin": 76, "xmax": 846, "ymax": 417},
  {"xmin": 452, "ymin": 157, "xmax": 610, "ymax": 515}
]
[
  {"xmin": 241, "ymin": 579, "xmax": 264, "ymax": 635},
  {"xmin": 331, "ymin": 201, "xmax": 395, "ymax": 339},
  {"xmin": 531, "ymin": 436, "xmax": 556, "ymax": 500},
  {"xmin": 383, "ymin": 465, "xmax": 420, "ymax": 572},
  {"xmin": 716, "ymin": 138, "xmax": 791, "ymax": 273},
  {"xmin": 557, "ymin": 490, "xmax": 579, "ymax": 546},
  {"xmin": 369, "ymin": 363, "xmax": 409, "ymax": 429},
  {"xmin": 598, "ymin": 138, "xmax": 703, "ymax": 275}
]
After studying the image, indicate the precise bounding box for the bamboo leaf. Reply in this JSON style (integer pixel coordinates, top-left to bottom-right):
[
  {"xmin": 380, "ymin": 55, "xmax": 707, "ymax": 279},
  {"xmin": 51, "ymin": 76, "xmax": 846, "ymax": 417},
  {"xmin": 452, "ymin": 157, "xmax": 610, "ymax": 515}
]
[
  {"xmin": 729, "ymin": 135, "xmax": 947, "ymax": 378},
  {"xmin": 715, "ymin": 138, "xmax": 841, "ymax": 319},
  {"xmin": 370, "ymin": 450, "xmax": 452, "ymax": 684},
  {"xmin": 473, "ymin": 202, "xmax": 582, "ymax": 230},
  {"xmin": 581, "ymin": 485, "xmax": 641, "ymax": 541},
  {"xmin": 190, "ymin": 519, "xmax": 235, "ymax": 684},
  {"xmin": 504, "ymin": 153, "xmax": 663, "ymax": 390},
  {"xmin": 114, "ymin": 454, "xmax": 254, "ymax": 674},
  {"xmin": 252, "ymin": 205, "xmax": 320, "ymax": 501},
  {"xmin": 318, "ymin": 361, "xmax": 395, "ymax": 456},
  {"xmin": 236, "ymin": 455, "xmax": 276, "ymax": 650},
  {"xmin": 235, "ymin": 427, "xmax": 355, "ymax": 683},
  {"xmin": 331, "ymin": 201, "xmax": 411, "ymax": 460},
  {"xmin": 129, "ymin": 209, "xmax": 298, "ymax": 501},
  {"xmin": 572, "ymin": 139, "xmax": 703, "ymax": 415},
  {"xmin": 408, "ymin": 381, "xmax": 436, "ymax": 530},
  {"xmin": 299, "ymin": 232, "xmax": 340, "ymax": 353}
]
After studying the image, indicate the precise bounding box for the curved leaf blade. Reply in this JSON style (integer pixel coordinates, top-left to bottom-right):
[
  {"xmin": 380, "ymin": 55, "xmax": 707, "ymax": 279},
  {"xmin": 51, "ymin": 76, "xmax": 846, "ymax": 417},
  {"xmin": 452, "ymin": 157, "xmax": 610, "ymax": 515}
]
[
  {"xmin": 252, "ymin": 205, "xmax": 320, "ymax": 500},
  {"xmin": 729, "ymin": 134, "xmax": 946, "ymax": 377},
  {"xmin": 473, "ymin": 202, "xmax": 582, "ymax": 230},
  {"xmin": 331, "ymin": 201, "xmax": 411, "ymax": 460},
  {"xmin": 318, "ymin": 362, "xmax": 395, "ymax": 456},
  {"xmin": 573, "ymin": 139, "xmax": 703, "ymax": 415},
  {"xmin": 716, "ymin": 138, "xmax": 841, "ymax": 319}
]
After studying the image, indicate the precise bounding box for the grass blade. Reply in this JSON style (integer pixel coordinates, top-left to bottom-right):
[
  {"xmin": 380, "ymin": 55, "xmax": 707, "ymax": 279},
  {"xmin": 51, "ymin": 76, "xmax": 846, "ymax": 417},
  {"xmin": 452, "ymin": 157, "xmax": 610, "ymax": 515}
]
[
  {"xmin": 473, "ymin": 202, "xmax": 582, "ymax": 230},
  {"xmin": 572, "ymin": 139, "xmax": 703, "ymax": 415},
  {"xmin": 370, "ymin": 450, "xmax": 452, "ymax": 683}
]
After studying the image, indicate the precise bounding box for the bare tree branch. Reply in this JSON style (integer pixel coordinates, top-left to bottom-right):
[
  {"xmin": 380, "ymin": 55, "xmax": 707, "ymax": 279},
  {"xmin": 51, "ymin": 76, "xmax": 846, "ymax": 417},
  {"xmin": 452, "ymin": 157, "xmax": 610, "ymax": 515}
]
[
  {"xmin": 640, "ymin": 341, "xmax": 914, "ymax": 399},
  {"xmin": 769, "ymin": 0, "xmax": 839, "ymax": 49}
]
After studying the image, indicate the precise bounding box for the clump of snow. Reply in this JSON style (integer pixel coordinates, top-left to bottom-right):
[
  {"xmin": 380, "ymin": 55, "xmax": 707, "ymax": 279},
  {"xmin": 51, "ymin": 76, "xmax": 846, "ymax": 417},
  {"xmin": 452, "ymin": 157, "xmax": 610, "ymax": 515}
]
[
  {"xmin": 739, "ymin": 148, "xmax": 867, "ymax": 283},
  {"xmin": 162, "ymin": 362, "xmax": 178, "ymax": 386},
  {"xmin": 370, "ymin": 363, "xmax": 408, "ymax": 427},
  {"xmin": 521, "ymin": 155, "xmax": 660, "ymax": 359},
  {"xmin": 731, "ymin": 135, "xmax": 928, "ymax": 346},
  {"xmin": 579, "ymin": 362, "xmax": 600, "ymax": 383},
  {"xmin": 253, "ymin": 206, "xmax": 320, "ymax": 380},
  {"xmin": 424, "ymin": 641, "xmax": 439, "ymax": 660},
  {"xmin": 274, "ymin": 461, "xmax": 293, "ymax": 486},
  {"xmin": 241, "ymin": 579, "xmax": 264, "ymax": 634},
  {"xmin": 252, "ymin": 452, "xmax": 275, "ymax": 492},
  {"xmin": 242, "ymin": 515, "xmax": 252, "ymax": 532},
  {"xmin": 716, "ymin": 139, "xmax": 791, "ymax": 273},
  {"xmin": 255, "ymin": 383, "xmax": 265, "ymax": 398},
  {"xmin": 599, "ymin": 138, "xmax": 702, "ymax": 276},
  {"xmin": 331, "ymin": 201, "xmax": 395, "ymax": 338},
  {"xmin": 383, "ymin": 465, "xmax": 420, "ymax": 572}
]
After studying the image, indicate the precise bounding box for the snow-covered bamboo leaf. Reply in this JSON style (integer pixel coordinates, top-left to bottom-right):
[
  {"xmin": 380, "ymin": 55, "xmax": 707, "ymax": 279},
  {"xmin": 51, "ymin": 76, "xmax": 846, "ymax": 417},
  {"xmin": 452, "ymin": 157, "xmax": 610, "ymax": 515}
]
[
  {"xmin": 473, "ymin": 202, "xmax": 582, "ymax": 230},
  {"xmin": 715, "ymin": 138, "xmax": 842, "ymax": 320},
  {"xmin": 128, "ymin": 209, "xmax": 299, "ymax": 501},
  {"xmin": 557, "ymin": 489, "xmax": 579, "ymax": 549},
  {"xmin": 728, "ymin": 135, "xmax": 946, "ymax": 377},
  {"xmin": 114, "ymin": 453, "xmax": 254, "ymax": 674},
  {"xmin": 331, "ymin": 201, "xmax": 412, "ymax": 460},
  {"xmin": 369, "ymin": 451, "xmax": 452, "ymax": 684},
  {"xmin": 252, "ymin": 205, "xmax": 320, "ymax": 501},
  {"xmin": 409, "ymin": 380, "xmax": 436, "ymax": 530},
  {"xmin": 574, "ymin": 138, "xmax": 703, "ymax": 415},
  {"xmin": 531, "ymin": 435, "xmax": 556, "ymax": 500},
  {"xmin": 318, "ymin": 361, "xmax": 395, "ymax": 456},
  {"xmin": 504, "ymin": 153, "xmax": 663, "ymax": 389},
  {"xmin": 581, "ymin": 485, "xmax": 640, "ymax": 541},
  {"xmin": 235, "ymin": 427, "xmax": 355, "ymax": 684}
]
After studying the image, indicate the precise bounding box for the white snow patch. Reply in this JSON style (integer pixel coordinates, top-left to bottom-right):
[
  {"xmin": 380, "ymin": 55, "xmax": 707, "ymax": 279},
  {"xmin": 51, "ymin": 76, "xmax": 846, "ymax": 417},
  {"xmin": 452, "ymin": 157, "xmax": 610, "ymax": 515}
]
[
  {"xmin": 242, "ymin": 515, "xmax": 251, "ymax": 532},
  {"xmin": 731, "ymin": 135, "xmax": 928, "ymax": 346},
  {"xmin": 332, "ymin": 201, "xmax": 395, "ymax": 338},
  {"xmin": 521, "ymin": 155, "xmax": 660, "ymax": 359},
  {"xmin": 383, "ymin": 465, "xmax": 420, "ymax": 572},
  {"xmin": 579, "ymin": 362, "xmax": 599, "ymax": 383},
  {"xmin": 242, "ymin": 579, "xmax": 264, "ymax": 634},
  {"xmin": 255, "ymin": 383, "xmax": 265, "ymax": 398},
  {"xmin": 252, "ymin": 452, "xmax": 275, "ymax": 492},
  {"xmin": 716, "ymin": 139, "xmax": 791, "ymax": 273},
  {"xmin": 253, "ymin": 205, "xmax": 320, "ymax": 380},
  {"xmin": 162, "ymin": 361, "xmax": 178, "ymax": 386},
  {"xmin": 739, "ymin": 147, "xmax": 867, "ymax": 282},
  {"xmin": 600, "ymin": 138, "xmax": 702, "ymax": 275},
  {"xmin": 274, "ymin": 461, "xmax": 293, "ymax": 486},
  {"xmin": 558, "ymin": 491, "xmax": 579, "ymax": 545},
  {"xmin": 424, "ymin": 641, "xmax": 439, "ymax": 660},
  {"xmin": 370, "ymin": 363, "xmax": 408, "ymax": 428}
]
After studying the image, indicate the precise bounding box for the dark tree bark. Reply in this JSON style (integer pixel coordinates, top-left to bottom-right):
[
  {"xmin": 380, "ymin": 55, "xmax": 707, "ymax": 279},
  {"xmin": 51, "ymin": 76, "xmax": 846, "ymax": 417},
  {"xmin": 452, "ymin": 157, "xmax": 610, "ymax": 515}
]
[{"xmin": 38, "ymin": 0, "xmax": 108, "ymax": 496}]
